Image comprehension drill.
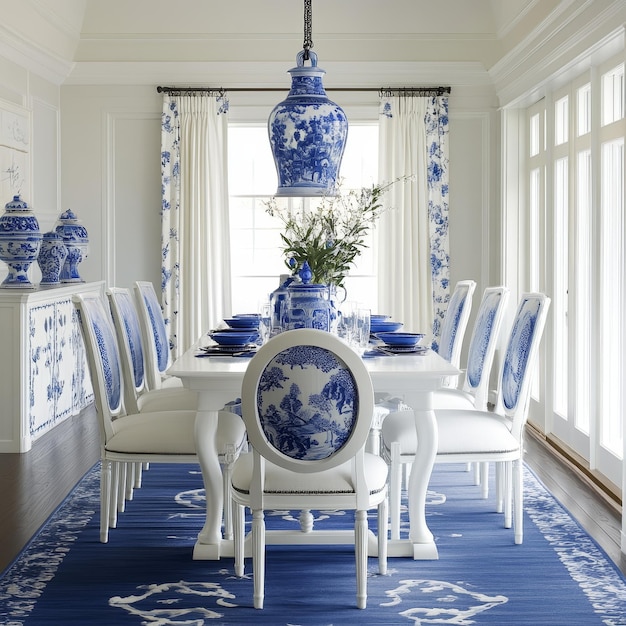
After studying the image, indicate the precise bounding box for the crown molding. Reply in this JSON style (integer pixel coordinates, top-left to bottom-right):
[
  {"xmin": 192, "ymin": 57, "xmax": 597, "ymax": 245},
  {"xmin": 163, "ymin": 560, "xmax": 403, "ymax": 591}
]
[
  {"xmin": 63, "ymin": 60, "xmax": 492, "ymax": 89},
  {"xmin": 0, "ymin": 24, "xmax": 74, "ymax": 86},
  {"xmin": 491, "ymin": 0, "xmax": 625, "ymax": 107}
]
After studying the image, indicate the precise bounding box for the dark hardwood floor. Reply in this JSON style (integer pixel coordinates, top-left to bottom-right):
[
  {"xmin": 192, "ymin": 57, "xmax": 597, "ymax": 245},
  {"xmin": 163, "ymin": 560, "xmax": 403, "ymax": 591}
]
[{"xmin": 0, "ymin": 406, "xmax": 624, "ymax": 576}]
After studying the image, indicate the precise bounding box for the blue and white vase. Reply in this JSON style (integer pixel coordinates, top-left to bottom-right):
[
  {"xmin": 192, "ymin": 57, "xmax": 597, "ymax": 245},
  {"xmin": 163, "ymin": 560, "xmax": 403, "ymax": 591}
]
[
  {"xmin": 283, "ymin": 262, "xmax": 338, "ymax": 332},
  {"xmin": 268, "ymin": 51, "xmax": 348, "ymax": 197},
  {"xmin": 55, "ymin": 209, "xmax": 89, "ymax": 283},
  {"xmin": 0, "ymin": 195, "xmax": 42, "ymax": 289},
  {"xmin": 37, "ymin": 231, "xmax": 68, "ymax": 287}
]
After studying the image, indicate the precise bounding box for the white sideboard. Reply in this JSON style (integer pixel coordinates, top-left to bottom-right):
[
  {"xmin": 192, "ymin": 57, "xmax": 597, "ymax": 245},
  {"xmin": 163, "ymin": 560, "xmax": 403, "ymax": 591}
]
[{"xmin": 0, "ymin": 281, "xmax": 105, "ymax": 452}]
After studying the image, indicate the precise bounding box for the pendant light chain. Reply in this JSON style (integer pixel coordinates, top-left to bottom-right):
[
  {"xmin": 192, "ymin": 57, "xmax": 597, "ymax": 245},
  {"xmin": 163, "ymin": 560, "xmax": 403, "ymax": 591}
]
[{"xmin": 302, "ymin": 0, "xmax": 313, "ymax": 60}]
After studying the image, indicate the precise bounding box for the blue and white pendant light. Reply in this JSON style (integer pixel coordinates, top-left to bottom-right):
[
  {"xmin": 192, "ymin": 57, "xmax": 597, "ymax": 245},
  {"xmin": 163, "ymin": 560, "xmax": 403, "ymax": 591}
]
[{"xmin": 268, "ymin": 0, "xmax": 348, "ymax": 197}]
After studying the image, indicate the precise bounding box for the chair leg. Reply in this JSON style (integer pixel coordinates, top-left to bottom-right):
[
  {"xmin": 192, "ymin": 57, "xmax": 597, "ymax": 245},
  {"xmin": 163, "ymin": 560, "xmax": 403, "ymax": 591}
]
[
  {"xmin": 513, "ymin": 459, "xmax": 524, "ymax": 544},
  {"xmin": 378, "ymin": 498, "xmax": 388, "ymax": 576},
  {"xmin": 125, "ymin": 463, "xmax": 135, "ymax": 501},
  {"xmin": 403, "ymin": 461, "xmax": 412, "ymax": 490},
  {"xmin": 117, "ymin": 463, "xmax": 126, "ymax": 513},
  {"xmin": 221, "ymin": 462, "xmax": 233, "ymax": 540},
  {"xmin": 389, "ymin": 442, "xmax": 402, "ymax": 540},
  {"xmin": 233, "ymin": 501, "xmax": 245, "ymax": 577},
  {"xmin": 503, "ymin": 461, "xmax": 513, "ymax": 529},
  {"xmin": 100, "ymin": 460, "xmax": 111, "ymax": 543},
  {"xmin": 109, "ymin": 462, "xmax": 119, "ymax": 529},
  {"xmin": 252, "ymin": 509, "xmax": 265, "ymax": 609},
  {"xmin": 134, "ymin": 462, "xmax": 143, "ymax": 488},
  {"xmin": 480, "ymin": 462, "xmax": 489, "ymax": 499},
  {"xmin": 495, "ymin": 461, "xmax": 504, "ymax": 513},
  {"xmin": 355, "ymin": 509, "xmax": 367, "ymax": 609}
]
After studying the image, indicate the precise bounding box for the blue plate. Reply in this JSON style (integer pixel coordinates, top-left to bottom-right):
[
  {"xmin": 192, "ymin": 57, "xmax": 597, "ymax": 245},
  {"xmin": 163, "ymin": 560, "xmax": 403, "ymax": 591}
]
[
  {"xmin": 214, "ymin": 326, "xmax": 258, "ymax": 333},
  {"xmin": 370, "ymin": 320, "xmax": 403, "ymax": 333},
  {"xmin": 210, "ymin": 331, "xmax": 259, "ymax": 346},
  {"xmin": 376, "ymin": 332, "xmax": 425, "ymax": 347},
  {"xmin": 224, "ymin": 316, "xmax": 260, "ymax": 329}
]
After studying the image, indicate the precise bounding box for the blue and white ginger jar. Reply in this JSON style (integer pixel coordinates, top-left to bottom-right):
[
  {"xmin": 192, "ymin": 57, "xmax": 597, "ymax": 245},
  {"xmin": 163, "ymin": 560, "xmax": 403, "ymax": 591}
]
[
  {"xmin": 55, "ymin": 209, "xmax": 89, "ymax": 283},
  {"xmin": 283, "ymin": 262, "xmax": 338, "ymax": 332},
  {"xmin": 0, "ymin": 195, "xmax": 42, "ymax": 289},
  {"xmin": 268, "ymin": 51, "xmax": 348, "ymax": 197},
  {"xmin": 37, "ymin": 231, "xmax": 68, "ymax": 287}
]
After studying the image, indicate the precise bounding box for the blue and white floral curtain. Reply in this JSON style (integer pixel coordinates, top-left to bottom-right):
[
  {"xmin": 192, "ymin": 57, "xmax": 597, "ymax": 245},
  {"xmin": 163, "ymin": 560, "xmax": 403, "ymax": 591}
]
[
  {"xmin": 161, "ymin": 92, "xmax": 231, "ymax": 357},
  {"xmin": 377, "ymin": 94, "xmax": 450, "ymax": 348}
]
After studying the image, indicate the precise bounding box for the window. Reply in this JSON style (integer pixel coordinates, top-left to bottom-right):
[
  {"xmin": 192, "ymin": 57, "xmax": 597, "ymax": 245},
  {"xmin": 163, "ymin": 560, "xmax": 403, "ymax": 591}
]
[
  {"xmin": 577, "ymin": 83, "xmax": 591, "ymax": 136},
  {"xmin": 228, "ymin": 124, "xmax": 379, "ymax": 314},
  {"xmin": 521, "ymin": 58, "xmax": 626, "ymax": 488},
  {"xmin": 601, "ymin": 64, "xmax": 624, "ymax": 126},
  {"xmin": 555, "ymin": 96, "xmax": 569, "ymax": 145}
]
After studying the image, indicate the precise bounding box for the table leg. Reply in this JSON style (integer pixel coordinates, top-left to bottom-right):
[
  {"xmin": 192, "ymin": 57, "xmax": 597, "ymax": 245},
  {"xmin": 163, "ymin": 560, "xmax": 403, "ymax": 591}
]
[
  {"xmin": 387, "ymin": 389, "xmax": 439, "ymax": 560},
  {"xmin": 193, "ymin": 398, "xmax": 223, "ymax": 560}
]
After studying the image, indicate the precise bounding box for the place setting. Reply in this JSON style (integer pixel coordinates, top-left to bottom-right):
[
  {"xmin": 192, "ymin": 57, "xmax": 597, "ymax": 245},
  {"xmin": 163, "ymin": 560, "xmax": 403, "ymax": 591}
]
[
  {"xmin": 197, "ymin": 314, "xmax": 261, "ymax": 357},
  {"xmin": 365, "ymin": 313, "xmax": 429, "ymax": 357}
]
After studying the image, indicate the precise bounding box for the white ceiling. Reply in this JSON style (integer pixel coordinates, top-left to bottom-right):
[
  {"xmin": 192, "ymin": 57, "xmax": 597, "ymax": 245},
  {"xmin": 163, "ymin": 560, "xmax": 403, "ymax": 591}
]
[{"xmin": 0, "ymin": 0, "xmax": 587, "ymax": 92}]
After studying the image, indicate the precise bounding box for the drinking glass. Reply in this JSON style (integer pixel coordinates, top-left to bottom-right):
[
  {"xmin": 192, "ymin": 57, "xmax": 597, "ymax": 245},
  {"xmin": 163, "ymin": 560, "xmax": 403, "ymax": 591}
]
[
  {"xmin": 258, "ymin": 302, "xmax": 272, "ymax": 345},
  {"xmin": 354, "ymin": 308, "xmax": 371, "ymax": 355},
  {"xmin": 337, "ymin": 300, "xmax": 357, "ymax": 344}
]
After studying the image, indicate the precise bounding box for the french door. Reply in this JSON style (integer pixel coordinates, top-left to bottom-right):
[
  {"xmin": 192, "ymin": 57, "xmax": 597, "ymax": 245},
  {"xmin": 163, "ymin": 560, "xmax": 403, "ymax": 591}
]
[{"xmin": 525, "ymin": 56, "xmax": 625, "ymax": 489}]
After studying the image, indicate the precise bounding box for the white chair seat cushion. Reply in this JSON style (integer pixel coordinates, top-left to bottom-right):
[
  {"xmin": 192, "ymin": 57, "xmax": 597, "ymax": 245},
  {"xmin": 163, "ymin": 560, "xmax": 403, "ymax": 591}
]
[
  {"xmin": 381, "ymin": 409, "xmax": 516, "ymax": 457},
  {"xmin": 436, "ymin": 410, "xmax": 519, "ymax": 456},
  {"xmin": 231, "ymin": 452, "xmax": 388, "ymax": 495},
  {"xmin": 107, "ymin": 410, "xmax": 246, "ymax": 456},
  {"xmin": 107, "ymin": 410, "xmax": 198, "ymax": 454},
  {"xmin": 432, "ymin": 388, "xmax": 476, "ymax": 410},
  {"xmin": 137, "ymin": 387, "xmax": 198, "ymax": 412}
]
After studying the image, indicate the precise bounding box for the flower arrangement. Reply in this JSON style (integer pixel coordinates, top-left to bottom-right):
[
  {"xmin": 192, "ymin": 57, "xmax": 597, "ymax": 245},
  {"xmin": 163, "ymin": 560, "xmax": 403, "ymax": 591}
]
[{"xmin": 265, "ymin": 178, "xmax": 406, "ymax": 288}]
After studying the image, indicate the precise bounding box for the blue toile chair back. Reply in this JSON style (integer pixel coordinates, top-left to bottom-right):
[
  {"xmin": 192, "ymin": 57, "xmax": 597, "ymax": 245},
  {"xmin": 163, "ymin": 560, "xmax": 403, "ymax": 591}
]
[
  {"xmin": 437, "ymin": 279, "xmax": 476, "ymax": 367},
  {"xmin": 134, "ymin": 281, "xmax": 179, "ymax": 391},
  {"xmin": 463, "ymin": 286, "xmax": 510, "ymax": 410}
]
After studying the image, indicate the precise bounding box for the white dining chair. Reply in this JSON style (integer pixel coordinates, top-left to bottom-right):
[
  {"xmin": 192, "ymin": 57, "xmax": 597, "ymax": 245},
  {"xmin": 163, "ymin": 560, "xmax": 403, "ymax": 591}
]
[
  {"xmin": 231, "ymin": 329, "xmax": 388, "ymax": 609},
  {"xmin": 381, "ymin": 286, "xmax": 510, "ymax": 538},
  {"xmin": 74, "ymin": 292, "xmax": 246, "ymax": 543},
  {"xmin": 382, "ymin": 292, "xmax": 550, "ymax": 544},
  {"xmin": 107, "ymin": 286, "xmax": 247, "ymax": 538},
  {"xmin": 134, "ymin": 280, "xmax": 183, "ymax": 391},
  {"xmin": 107, "ymin": 287, "xmax": 198, "ymax": 414},
  {"xmin": 369, "ymin": 279, "xmax": 477, "ymax": 459}
]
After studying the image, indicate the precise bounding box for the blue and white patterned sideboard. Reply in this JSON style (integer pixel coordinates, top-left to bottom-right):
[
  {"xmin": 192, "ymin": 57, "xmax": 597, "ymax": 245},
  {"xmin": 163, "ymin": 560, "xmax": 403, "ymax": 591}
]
[{"xmin": 0, "ymin": 281, "xmax": 104, "ymax": 452}]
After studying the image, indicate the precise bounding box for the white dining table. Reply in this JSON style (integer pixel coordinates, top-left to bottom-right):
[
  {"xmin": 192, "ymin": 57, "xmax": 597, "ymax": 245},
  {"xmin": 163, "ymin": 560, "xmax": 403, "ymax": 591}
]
[{"xmin": 168, "ymin": 338, "xmax": 459, "ymax": 561}]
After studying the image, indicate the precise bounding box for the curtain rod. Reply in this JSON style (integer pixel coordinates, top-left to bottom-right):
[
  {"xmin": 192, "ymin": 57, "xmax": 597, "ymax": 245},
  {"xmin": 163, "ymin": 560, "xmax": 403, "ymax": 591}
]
[{"xmin": 156, "ymin": 86, "xmax": 451, "ymax": 96}]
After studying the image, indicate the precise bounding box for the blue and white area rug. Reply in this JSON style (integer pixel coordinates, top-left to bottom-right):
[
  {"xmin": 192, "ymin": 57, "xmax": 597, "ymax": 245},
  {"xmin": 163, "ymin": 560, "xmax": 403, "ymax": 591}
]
[{"xmin": 1, "ymin": 462, "xmax": 626, "ymax": 625}]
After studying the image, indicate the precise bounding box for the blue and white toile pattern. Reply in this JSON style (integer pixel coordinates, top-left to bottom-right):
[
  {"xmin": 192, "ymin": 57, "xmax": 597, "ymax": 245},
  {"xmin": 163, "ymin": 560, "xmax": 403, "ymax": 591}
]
[
  {"xmin": 466, "ymin": 290, "xmax": 500, "ymax": 389},
  {"xmin": 378, "ymin": 95, "xmax": 450, "ymax": 348},
  {"xmin": 437, "ymin": 283, "xmax": 468, "ymax": 364},
  {"xmin": 160, "ymin": 96, "xmax": 181, "ymax": 354},
  {"xmin": 424, "ymin": 96, "xmax": 450, "ymax": 349},
  {"xmin": 257, "ymin": 345, "xmax": 358, "ymax": 460},
  {"xmin": 83, "ymin": 296, "xmax": 121, "ymax": 413},
  {"xmin": 136, "ymin": 282, "xmax": 170, "ymax": 378},
  {"xmin": 114, "ymin": 290, "xmax": 145, "ymax": 389},
  {"xmin": 161, "ymin": 92, "xmax": 230, "ymax": 357},
  {"xmin": 502, "ymin": 295, "xmax": 540, "ymax": 412}
]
